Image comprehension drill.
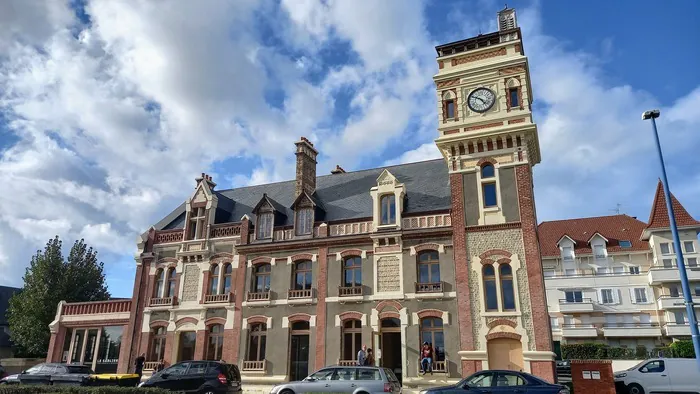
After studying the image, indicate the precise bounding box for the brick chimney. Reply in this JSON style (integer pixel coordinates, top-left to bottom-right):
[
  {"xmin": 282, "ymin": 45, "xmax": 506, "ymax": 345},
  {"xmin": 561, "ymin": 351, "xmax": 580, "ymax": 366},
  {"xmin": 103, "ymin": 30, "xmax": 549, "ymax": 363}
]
[
  {"xmin": 295, "ymin": 137, "xmax": 318, "ymax": 198},
  {"xmin": 195, "ymin": 173, "xmax": 217, "ymax": 190}
]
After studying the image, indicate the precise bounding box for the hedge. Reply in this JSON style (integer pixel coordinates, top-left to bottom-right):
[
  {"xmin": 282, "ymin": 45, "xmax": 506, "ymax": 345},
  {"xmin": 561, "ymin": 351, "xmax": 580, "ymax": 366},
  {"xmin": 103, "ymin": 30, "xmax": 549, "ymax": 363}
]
[
  {"xmin": 0, "ymin": 387, "xmax": 172, "ymax": 394},
  {"xmin": 562, "ymin": 340, "xmax": 696, "ymax": 360}
]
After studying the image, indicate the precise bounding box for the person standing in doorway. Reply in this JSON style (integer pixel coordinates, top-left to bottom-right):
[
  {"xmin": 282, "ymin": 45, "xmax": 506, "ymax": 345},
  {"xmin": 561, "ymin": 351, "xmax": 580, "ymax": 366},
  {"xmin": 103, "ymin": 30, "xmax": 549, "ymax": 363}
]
[
  {"xmin": 134, "ymin": 353, "xmax": 146, "ymax": 382},
  {"xmin": 357, "ymin": 345, "xmax": 367, "ymax": 366},
  {"xmin": 365, "ymin": 349, "xmax": 374, "ymax": 366}
]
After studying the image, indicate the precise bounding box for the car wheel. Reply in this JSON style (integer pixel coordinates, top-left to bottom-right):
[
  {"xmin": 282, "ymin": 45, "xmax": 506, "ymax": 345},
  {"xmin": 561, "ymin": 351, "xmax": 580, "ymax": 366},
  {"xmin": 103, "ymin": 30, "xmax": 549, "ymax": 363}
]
[
  {"xmin": 628, "ymin": 383, "xmax": 645, "ymax": 394},
  {"xmin": 280, "ymin": 389, "xmax": 295, "ymax": 394},
  {"xmin": 198, "ymin": 389, "xmax": 215, "ymax": 394}
]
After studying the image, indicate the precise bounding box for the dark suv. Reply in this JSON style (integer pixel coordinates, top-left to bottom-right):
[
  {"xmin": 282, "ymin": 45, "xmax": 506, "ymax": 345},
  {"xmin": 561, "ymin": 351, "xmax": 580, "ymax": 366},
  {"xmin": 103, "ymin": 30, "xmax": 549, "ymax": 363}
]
[{"xmin": 140, "ymin": 361, "xmax": 241, "ymax": 394}]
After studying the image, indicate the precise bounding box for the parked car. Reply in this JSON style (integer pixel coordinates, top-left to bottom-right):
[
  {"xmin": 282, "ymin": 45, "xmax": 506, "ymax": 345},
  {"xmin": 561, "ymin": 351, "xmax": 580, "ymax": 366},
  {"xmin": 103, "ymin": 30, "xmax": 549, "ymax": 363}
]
[
  {"xmin": 614, "ymin": 358, "xmax": 699, "ymax": 394},
  {"xmin": 420, "ymin": 370, "xmax": 569, "ymax": 394},
  {"xmin": 17, "ymin": 363, "xmax": 94, "ymax": 386},
  {"xmin": 0, "ymin": 374, "xmax": 19, "ymax": 385},
  {"xmin": 269, "ymin": 365, "xmax": 401, "ymax": 394},
  {"xmin": 139, "ymin": 360, "xmax": 241, "ymax": 394}
]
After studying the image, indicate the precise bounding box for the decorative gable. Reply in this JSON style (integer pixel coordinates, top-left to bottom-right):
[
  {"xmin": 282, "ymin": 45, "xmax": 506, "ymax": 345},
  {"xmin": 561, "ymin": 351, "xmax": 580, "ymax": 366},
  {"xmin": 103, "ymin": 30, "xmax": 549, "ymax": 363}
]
[
  {"xmin": 370, "ymin": 169, "xmax": 406, "ymax": 230},
  {"xmin": 184, "ymin": 173, "xmax": 218, "ymax": 241}
]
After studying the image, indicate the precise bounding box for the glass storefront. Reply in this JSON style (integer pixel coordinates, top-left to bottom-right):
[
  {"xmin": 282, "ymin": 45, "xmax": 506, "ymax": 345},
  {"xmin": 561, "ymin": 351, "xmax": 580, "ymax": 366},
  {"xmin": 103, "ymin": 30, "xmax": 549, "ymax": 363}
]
[
  {"xmin": 96, "ymin": 326, "xmax": 123, "ymax": 373},
  {"xmin": 66, "ymin": 326, "xmax": 124, "ymax": 372}
]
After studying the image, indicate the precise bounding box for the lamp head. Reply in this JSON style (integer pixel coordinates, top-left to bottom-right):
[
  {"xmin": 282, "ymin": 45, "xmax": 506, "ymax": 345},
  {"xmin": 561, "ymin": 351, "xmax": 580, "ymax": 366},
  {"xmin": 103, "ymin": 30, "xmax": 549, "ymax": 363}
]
[{"xmin": 642, "ymin": 109, "xmax": 660, "ymax": 120}]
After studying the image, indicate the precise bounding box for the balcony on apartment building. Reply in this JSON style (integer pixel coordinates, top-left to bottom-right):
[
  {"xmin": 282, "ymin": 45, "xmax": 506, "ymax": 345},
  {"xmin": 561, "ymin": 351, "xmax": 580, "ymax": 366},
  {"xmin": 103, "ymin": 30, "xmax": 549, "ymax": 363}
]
[
  {"xmin": 561, "ymin": 323, "xmax": 598, "ymax": 337},
  {"xmin": 664, "ymin": 323, "xmax": 700, "ymax": 337},
  {"xmin": 602, "ymin": 322, "xmax": 662, "ymax": 338},
  {"xmin": 656, "ymin": 295, "xmax": 699, "ymax": 310},
  {"xmin": 546, "ymin": 270, "xmax": 648, "ymax": 289},
  {"xmin": 559, "ymin": 298, "xmax": 594, "ymax": 313},
  {"xmin": 648, "ymin": 262, "xmax": 700, "ymax": 285}
]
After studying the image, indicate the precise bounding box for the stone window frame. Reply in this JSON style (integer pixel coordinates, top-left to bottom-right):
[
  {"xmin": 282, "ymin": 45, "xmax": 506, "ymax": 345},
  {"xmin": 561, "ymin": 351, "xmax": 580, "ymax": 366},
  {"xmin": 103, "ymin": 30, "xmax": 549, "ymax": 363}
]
[
  {"xmin": 291, "ymin": 260, "xmax": 313, "ymax": 291},
  {"xmin": 379, "ymin": 194, "xmax": 396, "ymax": 225},
  {"xmin": 256, "ymin": 204, "xmax": 274, "ymax": 240},
  {"xmin": 475, "ymin": 159, "xmax": 505, "ymax": 225},
  {"xmin": 370, "ymin": 170, "xmax": 405, "ymax": 231},
  {"xmin": 149, "ymin": 326, "xmax": 167, "ymax": 362},
  {"xmin": 206, "ymin": 323, "xmax": 225, "ymax": 361},
  {"xmin": 498, "ymin": 263, "xmax": 516, "ymax": 311},
  {"xmin": 153, "ymin": 269, "xmax": 165, "ymax": 299},
  {"xmin": 340, "ymin": 319, "xmax": 363, "ymax": 362},
  {"xmin": 441, "ymin": 90, "xmax": 458, "ymax": 122},
  {"xmin": 207, "ymin": 262, "xmax": 232, "ymax": 296},
  {"xmin": 165, "ymin": 267, "xmax": 177, "ymax": 298},
  {"xmin": 505, "ymin": 77, "xmax": 524, "ymax": 112},
  {"xmin": 416, "ymin": 250, "xmax": 441, "ymax": 285},
  {"xmin": 186, "ymin": 206, "xmax": 207, "ymax": 241},
  {"xmin": 419, "ymin": 317, "xmax": 446, "ymax": 362},
  {"xmin": 476, "ymin": 251, "xmax": 523, "ymax": 316},
  {"xmin": 251, "ymin": 263, "xmax": 272, "ymax": 293},
  {"xmin": 342, "ymin": 256, "xmax": 362, "ymax": 288},
  {"xmin": 246, "ymin": 322, "xmax": 267, "ymax": 362}
]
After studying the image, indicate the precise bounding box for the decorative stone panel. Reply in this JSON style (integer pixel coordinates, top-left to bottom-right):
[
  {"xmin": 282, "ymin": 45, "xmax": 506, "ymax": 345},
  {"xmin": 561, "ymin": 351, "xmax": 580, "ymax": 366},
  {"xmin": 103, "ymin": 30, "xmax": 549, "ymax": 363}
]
[
  {"xmin": 206, "ymin": 308, "xmax": 227, "ymax": 319},
  {"xmin": 376, "ymin": 257, "xmax": 400, "ymax": 292},
  {"xmin": 181, "ymin": 264, "xmax": 200, "ymax": 302},
  {"xmin": 486, "ymin": 317, "xmax": 517, "ymax": 328},
  {"xmin": 151, "ymin": 311, "xmax": 169, "ymax": 321}
]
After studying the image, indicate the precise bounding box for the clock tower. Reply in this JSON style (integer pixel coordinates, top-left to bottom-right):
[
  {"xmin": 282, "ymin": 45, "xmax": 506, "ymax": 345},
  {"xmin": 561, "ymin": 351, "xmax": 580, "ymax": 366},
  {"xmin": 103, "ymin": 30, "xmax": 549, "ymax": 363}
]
[{"xmin": 435, "ymin": 8, "xmax": 555, "ymax": 380}]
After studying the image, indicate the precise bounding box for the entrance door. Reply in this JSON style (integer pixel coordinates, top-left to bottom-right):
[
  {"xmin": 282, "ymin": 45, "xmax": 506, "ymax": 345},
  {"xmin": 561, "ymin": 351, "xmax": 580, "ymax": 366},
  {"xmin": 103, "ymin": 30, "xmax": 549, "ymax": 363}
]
[
  {"xmin": 487, "ymin": 338, "xmax": 524, "ymax": 371},
  {"xmin": 178, "ymin": 331, "xmax": 197, "ymax": 361},
  {"xmin": 379, "ymin": 318, "xmax": 402, "ymax": 383},
  {"xmin": 289, "ymin": 321, "xmax": 310, "ymax": 381}
]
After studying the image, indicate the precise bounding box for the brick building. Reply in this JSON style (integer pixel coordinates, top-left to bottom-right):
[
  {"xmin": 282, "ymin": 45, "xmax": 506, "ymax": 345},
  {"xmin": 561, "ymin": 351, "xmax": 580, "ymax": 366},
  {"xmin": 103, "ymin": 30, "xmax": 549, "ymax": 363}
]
[{"xmin": 45, "ymin": 7, "xmax": 557, "ymax": 390}]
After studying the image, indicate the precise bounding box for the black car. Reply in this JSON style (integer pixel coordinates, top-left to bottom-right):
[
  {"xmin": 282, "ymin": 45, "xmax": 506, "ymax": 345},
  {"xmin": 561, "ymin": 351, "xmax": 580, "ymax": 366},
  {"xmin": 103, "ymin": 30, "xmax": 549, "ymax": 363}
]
[
  {"xmin": 140, "ymin": 360, "xmax": 242, "ymax": 394},
  {"xmin": 17, "ymin": 363, "xmax": 94, "ymax": 386},
  {"xmin": 420, "ymin": 370, "xmax": 569, "ymax": 394}
]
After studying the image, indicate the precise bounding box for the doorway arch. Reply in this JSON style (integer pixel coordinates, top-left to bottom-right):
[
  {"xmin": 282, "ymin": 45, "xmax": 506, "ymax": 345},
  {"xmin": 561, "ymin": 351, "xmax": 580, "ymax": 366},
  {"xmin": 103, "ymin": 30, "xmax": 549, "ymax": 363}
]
[{"xmin": 487, "ymin": 337, "xmax": 524, "ymax": 371}]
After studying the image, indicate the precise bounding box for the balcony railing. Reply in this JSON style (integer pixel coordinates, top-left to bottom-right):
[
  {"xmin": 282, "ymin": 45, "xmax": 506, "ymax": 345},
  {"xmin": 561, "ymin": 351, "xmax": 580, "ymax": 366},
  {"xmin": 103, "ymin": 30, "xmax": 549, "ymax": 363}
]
[
  {"xmin": 209, "ymin": 223, "xmax": 241, "ymax": 238},
  {"xmin": 204, "ymin": 293, "xmax": 232, "ymax": 304},
  {"xmin": 62, "ymin": 299, "xmax": 131, "ymax": 315},
  {"xmin": 339, "ymin": 286, "xmax": 363, "ymax": 297},
  {"xmin": 417, "ymin": 358, "xmax": 449, "ymax": 374},
  {"xmin": 415, "ymin": 282, "xmax": 444, "ymax": 293},
  {"xmin": 603, "ymin": 323, "xmax": 661, "ymax": 337},
  {"xmin": 149, "ymin": 297, "xmax": 175, "ymax": 307},
  {"xmin": 288, "ymin": 289, "xmax": 313, "ymax": 299},
  {"xmin": 338, "ymin": 360, "xmax": 356, "ymax": 366},
  {"xmin": 153, "ymin": 229, "xmax": 183, "ymax": 244},
  {"xmin": 246, "ymin": 291, "xmax": 270, "ymax": 302},
  {"xmin": 561, "ymin": 323, "xmax": 598, "ymax": 338},
  {"xmin": 242, "ymin": 360, "xmax": 266, "ymax": 372},
  {"xmin": 603, "ymin": 322, "xmax": 659, "ymax": 328},
  {"xmin": 143, "ymin": 361, "xmax": 163, "ymax": 371},
  {"xmin": 402, "ymin": 214, "xmax": 452, "ymax": 230}
]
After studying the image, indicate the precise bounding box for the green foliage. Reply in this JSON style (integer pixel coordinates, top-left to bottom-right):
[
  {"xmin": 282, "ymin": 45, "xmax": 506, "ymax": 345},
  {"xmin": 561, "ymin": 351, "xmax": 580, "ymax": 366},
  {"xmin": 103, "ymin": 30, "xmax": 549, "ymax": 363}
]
[
  {"xmin": 635, "ymin": 345, "xmax": 649, "ymax": 359},
  {"xmin": 7, "ymin": 236, "xmax": 110, "ymax": 357},
  {"xmin": 669, "ymin": 340, "xmax": 696, "ymax": 358},
  {"xmin": 561, "ymin": 343, "xmax": 643, "ymax": 360},
  {"xmin": 0, "ymin": 386, "xmax": 171, "ymax": 394}
]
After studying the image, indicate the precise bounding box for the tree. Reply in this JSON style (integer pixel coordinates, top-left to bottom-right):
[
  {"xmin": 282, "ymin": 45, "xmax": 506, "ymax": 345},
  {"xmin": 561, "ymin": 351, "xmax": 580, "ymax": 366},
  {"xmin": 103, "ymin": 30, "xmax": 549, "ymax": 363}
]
[{"xmin": 7, "ymin": 236, "xmax": 110, "ymax": 357}]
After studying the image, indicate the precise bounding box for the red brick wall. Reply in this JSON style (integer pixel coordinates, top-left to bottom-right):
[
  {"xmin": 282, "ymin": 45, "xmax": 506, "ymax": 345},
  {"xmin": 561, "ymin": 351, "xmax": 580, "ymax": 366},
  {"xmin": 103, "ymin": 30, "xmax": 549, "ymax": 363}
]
[
  {"xmin": 571, "ymin": 360, "xmax": 615, "ymax": 394},
  {"xmin": 449, "ymin": 173, "xmax": 477, "ymax": 377},
  {"xmin": 222, "ymin": 329, "xmax": 236, "ymax": 362},
  {"xmin": 314, "ymin": 246, "xmax": 328, "ymax": 370},
  {"xmin": 229, "ymin": 252, "xmax": 247, "ymax": 364},
  {"xmin": 139, "ymin": 331, "xmax": 151, "ymax": 361},
  {"xmin": 531, "ymin": 361, "xmax": 556, "ymax": 383},
  {"xmin": 194, "ymin": 330, "xmax": 206, "ymax": 360},
  {"xmin": 515, "ymin": 165, "xmax": 553, "ymax": 352},
  {"xmin": 163, "ymin": 332, "xmax": 176, "ymax": 367}
]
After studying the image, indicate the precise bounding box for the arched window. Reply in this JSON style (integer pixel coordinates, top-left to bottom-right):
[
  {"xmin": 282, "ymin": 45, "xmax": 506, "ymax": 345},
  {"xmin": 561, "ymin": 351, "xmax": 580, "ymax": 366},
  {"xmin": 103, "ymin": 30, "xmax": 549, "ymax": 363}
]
[
  {"xmin": 417, "ymin": 251, "xmax": 441, "ymax": 287},
  {"xmin": 206, "ymin": 324, "xmax": 224, "ymax": 360},
  {"xmin": 209, "ymin": 264, "xmax": 220, "ymax": 295},
  {"xmin": 166, "ymin": 268, "xmax": 177, "ymax": 298},
  {"xmin": 483, "ymin": 265, "xmax": 498, "ymax": 311},
  {"xmin": 293, "ymin": 261, "xmax": 313, "ymax": 290},
  {"xmin": 154, "ymin": 269, "xmax": 164, "ymax": 298},
  {"xmin": 222, "ymin": 264, "xmax": 232, "ymax": 294},
  {"xmin": 247, "ymin": 323, "xmax": 267, "ymax": 361},
  {"xmin": 420, "ymin": 318, "xmax": 445, "ymax": 362},
  {"xmin": 480, "ymin": 164, "xmax": 497, "ymax": 208},
  {"xmin": 343, "ymin": 256, "xmax": 362, "ymax": 287},
  {"xmin": 500, "ymin": 264, "xmax": 516, "ymax": 311},
  {"xmin": 342, "ymin": 319, "xmax": 362, "ymax": 361},
  {"xmin": 380, "ymin": 194, "xmax": 396, "ymax": 225},
  {"xmin": 150, "ymin": 326, "xmax": 166, "ymax": 361},
  {"xmin": 253, "ymin": 264, "xmax": 272, "ymax": 293}
]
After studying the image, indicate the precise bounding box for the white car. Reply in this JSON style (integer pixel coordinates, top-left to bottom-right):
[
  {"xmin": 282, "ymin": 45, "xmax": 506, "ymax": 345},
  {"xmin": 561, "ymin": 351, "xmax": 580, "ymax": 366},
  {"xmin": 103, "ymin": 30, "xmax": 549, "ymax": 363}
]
[{"xmin": 614, "ymin": 358, "xmax": 700, "ymax": 394}]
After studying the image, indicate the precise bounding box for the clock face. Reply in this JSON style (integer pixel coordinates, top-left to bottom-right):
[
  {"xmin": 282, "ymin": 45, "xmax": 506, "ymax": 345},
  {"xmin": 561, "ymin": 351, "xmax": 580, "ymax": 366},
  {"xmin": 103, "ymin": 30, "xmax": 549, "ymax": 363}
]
[{"xmin": 467, "ymin": 88, "xmax": 496, "ymax": 113}]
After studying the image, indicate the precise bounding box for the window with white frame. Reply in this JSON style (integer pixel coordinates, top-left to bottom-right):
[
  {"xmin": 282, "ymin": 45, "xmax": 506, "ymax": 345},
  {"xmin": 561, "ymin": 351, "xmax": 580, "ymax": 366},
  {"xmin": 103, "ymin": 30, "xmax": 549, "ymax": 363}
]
[
  {"xmin": 669, "ymin": 285, "xmax": 681, "ymax": 298},
  {"xmin": 380, "ymin": 194, "xmax": 396, "ymax": 225},
  {"xmin": 565, "ymin": 268, "xmax": 576, "ymax": 276},
  {"xmin": 684, "ymin": 241, "xmax": 695, "ymax": 253},
  {"xmin": 688, "ymin": 257, "xmax": 698, "ymax": 267},
  {"xmin": 564, "ymin": 290, "xmax": 583, "ymax": 303},
  {"xmin": 256, "ymin": 205, "xmax": 274, "ymax": 240},
  {"xmin": 612, "ymin": 266, "xmax": 624, "ymax": 274},
  {"xmin": 673, "ymin": 311, "xmax": 686, "ymax": 324},
  {"xmin": 594, "ymin": 245, "xmax": 606, "ymax": 259},
  {"xmin": 639, "ymin": 313, "xmax": 651, "ymax": 325},
  {"xmin": 662, "ymin": 258, "xmax": 674, "ymax": 268},
  {"xmin": 629, "ymin": 266, "xmax": 640, "ymax": 275},
  {"xmin": 550, "ymin": 317, "xmax": 560, "ymax": 329},
  {"xmin": 605, "ymin": 314, "xmax": 617, "ymax": 327},
  {"xmin": 597, "ymin": 267, "xmax": 608, "ymax": 275},
  {"xmin": 562, "ymin": 246, "xmax": 574, "ymax": 261},
  {"xmin": 563, "ymin": 316, "xmax": 574, "ymax": 326},
  {"xmin": 295, "ymin": 207, "xmax": 313, "ymax": 236},
  {"xmin": 600, "ymin": 289, "xmax": 615, "ymax": 304},
  {"xmin": 631, "ymin": 288, "xmax": 648, "ymax": 303},
  {"xmin": 660, "ymin": 243, "xmax": 672, "ymax": 255},
  {"xmin": 480, "ymin": 164, "xmax": 498, "ymax": 208},
  {"xmin": 188, "ymin": 207, "xmax": 207, "ymax": 240}
]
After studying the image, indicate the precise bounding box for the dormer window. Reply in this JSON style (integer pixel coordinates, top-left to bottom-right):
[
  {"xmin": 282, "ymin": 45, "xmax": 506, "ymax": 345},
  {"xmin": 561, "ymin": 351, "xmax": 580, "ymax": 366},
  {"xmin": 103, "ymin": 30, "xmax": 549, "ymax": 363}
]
[
  {"xmin": 380, "ymin": 194, "xmax": 396, "ymax": 225},
  {"xmin": 187, "ymin": 207, "xmax": 206, "ymax": 240},
  {"xmin": 562, "ymin": 246, "xmax": 574, "ymax": 261},
  {"xmin": 256, "ymin": 207, "xmax": 274, "ymax": 240},
  {"xmin": 295, "ymin": 207, "xmax": 313, "ymax": 236},
  {"xmin": 594, "ymin": 245, "xmax": 606, "ymax": 259}
]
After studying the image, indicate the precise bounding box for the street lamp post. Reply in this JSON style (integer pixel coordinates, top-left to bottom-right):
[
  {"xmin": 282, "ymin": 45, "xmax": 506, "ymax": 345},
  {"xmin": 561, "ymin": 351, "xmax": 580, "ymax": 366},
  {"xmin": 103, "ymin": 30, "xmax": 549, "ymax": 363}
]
[{"xmin": 643, "ymin": 109, "xmax": 700, "ymax": 370}]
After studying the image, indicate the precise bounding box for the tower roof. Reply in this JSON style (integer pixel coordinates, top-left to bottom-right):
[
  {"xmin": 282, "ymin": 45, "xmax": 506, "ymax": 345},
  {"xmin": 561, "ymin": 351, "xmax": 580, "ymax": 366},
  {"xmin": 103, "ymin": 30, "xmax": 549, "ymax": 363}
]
[{"xmin": 646, "ymin": 180, "xmax": 700, "ymax": 230}]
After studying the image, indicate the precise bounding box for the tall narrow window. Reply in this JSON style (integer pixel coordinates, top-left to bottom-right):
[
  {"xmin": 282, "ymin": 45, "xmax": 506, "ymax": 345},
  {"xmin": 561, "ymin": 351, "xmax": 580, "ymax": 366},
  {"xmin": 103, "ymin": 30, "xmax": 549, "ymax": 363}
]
[
  {"xmin": 293, "ymin": 261, "xmax": 313, "ymax": 290},
  {"xmin": 509, "ymin": 88, "xmax": 519, "ymax": 107},
  {"xmin": 483, "ymin": 265, "xmax": 498, "ymax": 311},
  {"xmin": 222, "ymin": 264, "xmax": 232, "ymax": 294},
  {"xmin": 417, "ymin": 251, "xmax": 441, "ymax": 291},
  {"xmin": 247, "ymin": 323, "xmax": 267, "ymax": 361},
  {"xmin": 256, "ymin": 207, "xmax": 274, "ymax": 240},
  {"xmin": 295, "ymin": 207, "xmax": 313, "ymax": 235},
  {"xmin": 206, "ymin": 324, "xmax": 224, "ymax": 361},
  {"xmin": 480, "ymin": 164, "xmax": 497, "ymax": 208},
  {"xmin": 420, "ymin": 318, "xmax": 445, "ymax": 362},
  {"xmin": 380, "ymin": 194, "xmax": 396, "ymax": 225},
  {"xmin": 150, "ymin": 327, "xmax": 167, "ymax": 361},
  {"xmin": 188, "ymin": 207, "xmax": 206, "ymax": 240},
  {"xmin": 499, "ymin": 264, "xmax": 516, "ymax": 311},
  {"xmin": 446, "ymin": 99, "xmax": 455, "ymax": 119},
  {"xmin": 154, "ymin": 269, "xmax": 164, "ymax": 298},
  {"xmin": 342, "ymin": 320, "xmax": 362, "ymax": 361},
  {"xmin": 253, "ymin": 264, "xmax": 272, "ymax": 293},
  {"xmin": 343, "ymin": 256, "xmax": 362, "ymax": 287},
  {"xmin": 166, "ymin": 268, "xmax": 177, "ymax": 298},
  {"xmin": 209, "ymin": 264, "xmax": 220, "ymax": 295}
]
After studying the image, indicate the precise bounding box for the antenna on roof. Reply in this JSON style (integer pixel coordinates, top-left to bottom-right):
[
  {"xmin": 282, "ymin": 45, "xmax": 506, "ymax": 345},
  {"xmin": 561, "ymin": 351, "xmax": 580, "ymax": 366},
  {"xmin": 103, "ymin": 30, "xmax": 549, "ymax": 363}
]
[{"xmin": 609, "ymin": 203, "xmax": 622, "ymax": 215}]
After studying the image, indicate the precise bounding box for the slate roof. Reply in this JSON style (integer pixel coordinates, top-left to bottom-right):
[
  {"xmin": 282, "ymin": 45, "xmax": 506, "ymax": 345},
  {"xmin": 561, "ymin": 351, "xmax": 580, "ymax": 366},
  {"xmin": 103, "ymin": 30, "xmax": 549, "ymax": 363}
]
[
  {"xmin": 538, "ymin": 215, "xmax": 649, "ymax": 257},
  {"xmin": 157, "ymin": 159, "xmax": 451, "ymax": 230},
  {"xmin": 646, "ymin": 180, "xmax": 700, "ymax": 230}
]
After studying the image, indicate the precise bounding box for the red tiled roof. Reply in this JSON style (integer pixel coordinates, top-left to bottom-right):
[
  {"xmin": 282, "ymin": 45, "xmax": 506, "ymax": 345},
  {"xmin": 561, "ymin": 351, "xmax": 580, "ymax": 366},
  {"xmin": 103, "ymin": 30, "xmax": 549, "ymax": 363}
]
[
  {"xmin": 646, "ymin": 180, "xmax": 700, "ymax": 230},
  {"xmin": 538, "ymin": 215, "xmax": 649, "ymax": 257}
]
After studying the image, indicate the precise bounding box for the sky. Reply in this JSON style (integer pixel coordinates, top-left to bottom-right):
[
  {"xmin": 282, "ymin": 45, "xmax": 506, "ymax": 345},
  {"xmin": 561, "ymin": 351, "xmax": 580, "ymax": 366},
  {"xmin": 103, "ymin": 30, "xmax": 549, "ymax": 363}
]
[{"xmin": 0, "ymin": 0, "xmax": 699, "ymax": 297}]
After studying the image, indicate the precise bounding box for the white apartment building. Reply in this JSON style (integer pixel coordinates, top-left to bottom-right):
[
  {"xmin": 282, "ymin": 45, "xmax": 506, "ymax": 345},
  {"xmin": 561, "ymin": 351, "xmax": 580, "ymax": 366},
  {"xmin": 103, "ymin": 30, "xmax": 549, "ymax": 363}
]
[{"xmin": 540, "ymin": 181, "xmax": 700, "ymax": 352}]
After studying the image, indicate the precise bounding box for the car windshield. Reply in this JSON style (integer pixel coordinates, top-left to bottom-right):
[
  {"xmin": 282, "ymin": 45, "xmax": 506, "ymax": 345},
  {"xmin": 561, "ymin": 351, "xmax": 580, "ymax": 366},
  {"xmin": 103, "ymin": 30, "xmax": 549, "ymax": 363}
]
[
  {"xmin": 626, "ymin": 360, "xmax": 648, "ymax": 371},
  {"xmin": 307, "ymin": 369, "xmax": 335, "ymax": 381},
  {"xmin": 66, "ymin": 366, "xmax": 93, "ymax": 374}
]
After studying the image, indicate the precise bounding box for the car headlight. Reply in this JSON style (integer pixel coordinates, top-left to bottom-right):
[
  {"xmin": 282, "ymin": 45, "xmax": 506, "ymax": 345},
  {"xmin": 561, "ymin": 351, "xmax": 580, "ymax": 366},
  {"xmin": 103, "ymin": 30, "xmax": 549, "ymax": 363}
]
[
  {"xmin": 615, "ymin": 373, "xmax": 627, "ymax": 378},
  {"xmin": 137, "ymin": 382, "xmax": 144, "ymax": 387}
]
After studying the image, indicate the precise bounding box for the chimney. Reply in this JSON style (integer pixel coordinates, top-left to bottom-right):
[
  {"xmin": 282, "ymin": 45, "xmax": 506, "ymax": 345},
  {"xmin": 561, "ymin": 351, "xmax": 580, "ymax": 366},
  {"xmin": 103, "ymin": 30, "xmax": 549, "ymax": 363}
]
[
  {"xmin": 195, "ymin": 173, "xmax": 217, "ymax": 190},
  {"xmin": 294, "ymin": 137, "xmax": 318, "ymax": 198},
  {"xmin": 331, "ymin": 165, "xmax": 346, "ymax": 175},
  {"xmin": 497, "ymin": 6, "xmax": 517, "ymax": 31}
]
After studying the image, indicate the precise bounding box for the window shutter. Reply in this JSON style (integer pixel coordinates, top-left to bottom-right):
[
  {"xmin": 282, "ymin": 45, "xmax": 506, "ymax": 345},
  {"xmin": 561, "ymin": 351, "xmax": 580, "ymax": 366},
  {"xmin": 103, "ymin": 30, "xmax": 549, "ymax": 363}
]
[
  {"xmin": 614, "ymin": 289, "xmax": 621, "ymax": 304},
  {"xmin": 629, "ymin": 288, "xmax": 636, "ymax": 304},
  {"xmin": 597, "ymin": 289, "xmax": 602, "ymax": 304}
]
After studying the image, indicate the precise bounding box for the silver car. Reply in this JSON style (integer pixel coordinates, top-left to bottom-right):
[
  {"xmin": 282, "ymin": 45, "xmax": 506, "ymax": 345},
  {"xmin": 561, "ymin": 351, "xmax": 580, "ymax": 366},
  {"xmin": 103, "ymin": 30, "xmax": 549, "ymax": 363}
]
[{"xmin": 270, "ymin": 366, "xmax": 402, "ymax": 394}]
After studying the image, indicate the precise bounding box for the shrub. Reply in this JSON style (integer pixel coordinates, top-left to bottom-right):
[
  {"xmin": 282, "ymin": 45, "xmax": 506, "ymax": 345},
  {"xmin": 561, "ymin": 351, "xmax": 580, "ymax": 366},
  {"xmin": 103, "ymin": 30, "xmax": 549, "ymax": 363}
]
[
  {"xmin": 561, "ymin": 343, "xmax": 643, "ymax": 360},
  {"xmin": 635, "ymin": 345, "xmax": 649, "ymax": 359},
  {"xmin": 669, "ymin": 340, "xmax": 696, "ymax": 358},
  {"xmin": 0, "ymin": 386, "xmax": 172, "ymax": 394}
]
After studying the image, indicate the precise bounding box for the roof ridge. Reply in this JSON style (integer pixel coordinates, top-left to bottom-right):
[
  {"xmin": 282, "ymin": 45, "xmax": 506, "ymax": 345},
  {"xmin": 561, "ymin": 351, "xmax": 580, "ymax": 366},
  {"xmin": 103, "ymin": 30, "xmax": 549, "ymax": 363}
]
[{"xmin": 539, "ymin": 213, "xmax": 632, "ymax": 225}]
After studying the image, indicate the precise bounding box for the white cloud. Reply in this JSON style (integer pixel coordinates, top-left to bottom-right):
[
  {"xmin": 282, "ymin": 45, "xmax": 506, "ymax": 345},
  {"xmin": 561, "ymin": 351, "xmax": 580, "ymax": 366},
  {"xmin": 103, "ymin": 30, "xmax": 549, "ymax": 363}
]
[{"xmin": 384, "ymin": 143, "xmax": 442, "ymax": 166}]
